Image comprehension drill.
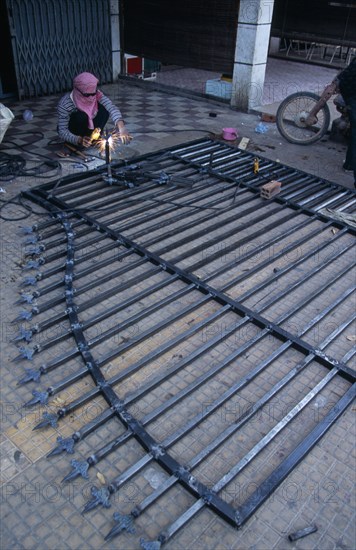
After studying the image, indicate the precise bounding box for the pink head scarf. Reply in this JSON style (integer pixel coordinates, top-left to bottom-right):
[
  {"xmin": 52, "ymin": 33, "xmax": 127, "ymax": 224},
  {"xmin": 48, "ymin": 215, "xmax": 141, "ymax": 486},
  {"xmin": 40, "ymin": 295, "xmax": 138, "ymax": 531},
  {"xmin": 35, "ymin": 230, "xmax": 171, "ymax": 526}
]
[{"xmin": 72, "ymin": 72, "xmax": 104, "ymax": 129}]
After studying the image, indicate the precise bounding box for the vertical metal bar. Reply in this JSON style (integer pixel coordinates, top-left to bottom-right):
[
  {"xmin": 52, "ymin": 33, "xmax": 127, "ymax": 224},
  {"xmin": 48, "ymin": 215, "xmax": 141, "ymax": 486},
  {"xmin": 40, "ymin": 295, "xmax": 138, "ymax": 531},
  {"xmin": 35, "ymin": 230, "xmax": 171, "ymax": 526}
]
[
  {"xmin": 150, "ymin": 370, "xmax": 343, "ymax": 543},
  {"xmin": 126, "ymin": 321, "xmax": 355, "ymax": 522},
  {"xmin": 236, "ymin": 383, "xmax": 355, "ymax": 526}
]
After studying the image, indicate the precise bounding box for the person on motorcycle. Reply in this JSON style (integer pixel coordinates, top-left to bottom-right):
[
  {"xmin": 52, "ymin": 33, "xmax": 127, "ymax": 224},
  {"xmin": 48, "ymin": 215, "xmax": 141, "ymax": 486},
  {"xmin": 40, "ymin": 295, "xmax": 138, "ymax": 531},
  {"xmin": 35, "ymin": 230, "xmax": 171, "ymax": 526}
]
[{"xmin": 337, "ymin": 56, "xmax": 356, "ymax": 187}]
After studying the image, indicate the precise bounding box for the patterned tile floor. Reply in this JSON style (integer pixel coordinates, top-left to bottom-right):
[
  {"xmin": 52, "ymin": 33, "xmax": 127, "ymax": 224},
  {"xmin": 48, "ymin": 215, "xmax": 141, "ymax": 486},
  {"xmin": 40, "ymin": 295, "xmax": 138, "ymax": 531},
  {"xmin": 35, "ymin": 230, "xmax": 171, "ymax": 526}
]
[
  {"xmin": 1, "ymin": 57, "xmax": 354, "ymax": 191},
  {"xmin": 0, "ymin": 59, "xmax": 355, "ymax": 550}
]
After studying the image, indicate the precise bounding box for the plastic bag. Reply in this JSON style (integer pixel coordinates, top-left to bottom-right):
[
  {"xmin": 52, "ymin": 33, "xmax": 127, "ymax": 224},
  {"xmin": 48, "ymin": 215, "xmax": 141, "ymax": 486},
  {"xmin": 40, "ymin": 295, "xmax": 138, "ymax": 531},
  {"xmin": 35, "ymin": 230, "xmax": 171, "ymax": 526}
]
[
  {"xmin": 255, "ymin": 122, "xmax": 269, "ymax": 134},
  {"xmin": 0, "ymin": 103, "xmax": 15, "ymax": 143}
]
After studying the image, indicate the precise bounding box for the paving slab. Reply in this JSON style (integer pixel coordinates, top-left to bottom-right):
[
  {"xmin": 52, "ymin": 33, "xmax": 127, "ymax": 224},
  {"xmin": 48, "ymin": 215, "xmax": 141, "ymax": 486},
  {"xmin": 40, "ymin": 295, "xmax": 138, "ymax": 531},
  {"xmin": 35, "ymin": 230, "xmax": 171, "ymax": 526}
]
[{"xmin": 0, "ymin": 71, "xmax": 355, "ymax": 550}]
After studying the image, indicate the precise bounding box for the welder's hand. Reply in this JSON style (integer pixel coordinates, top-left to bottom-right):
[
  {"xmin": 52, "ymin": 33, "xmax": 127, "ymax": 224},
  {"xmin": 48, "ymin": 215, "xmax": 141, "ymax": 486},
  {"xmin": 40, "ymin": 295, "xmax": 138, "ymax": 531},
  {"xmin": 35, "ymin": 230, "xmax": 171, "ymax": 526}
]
[
  {"xmin": 79, "ymin": 136, "xmax": 92, "ymax": 148},
  {"xmin": 118, "ymin": 130, "xmax": 132, "ymax": 144}
]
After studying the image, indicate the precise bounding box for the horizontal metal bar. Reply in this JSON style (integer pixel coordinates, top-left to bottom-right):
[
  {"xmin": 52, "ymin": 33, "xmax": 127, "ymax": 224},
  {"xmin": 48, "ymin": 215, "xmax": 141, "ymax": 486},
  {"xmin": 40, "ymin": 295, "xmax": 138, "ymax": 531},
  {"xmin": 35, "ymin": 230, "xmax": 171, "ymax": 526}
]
[
  {"xmin": 38, "ymin": 302, "xmax": 227, "ymax": 424},
  {"xmin": 84, "ymin": 301, "xmax": 353, "ymax": 502},
  {"xmin": 236, "ymin": 383, "xmax": 355, "ymax": 526},
  {"xmin": 41, "ymin": 195, "xmax": 353, "ymax": 381},
  {"xmin": 24, "ymin": 186, "xmax": 355, "ymax": 384},
  {"xmin": 155, "ymin": 368, "xmax": 340, "ymax": 543}
]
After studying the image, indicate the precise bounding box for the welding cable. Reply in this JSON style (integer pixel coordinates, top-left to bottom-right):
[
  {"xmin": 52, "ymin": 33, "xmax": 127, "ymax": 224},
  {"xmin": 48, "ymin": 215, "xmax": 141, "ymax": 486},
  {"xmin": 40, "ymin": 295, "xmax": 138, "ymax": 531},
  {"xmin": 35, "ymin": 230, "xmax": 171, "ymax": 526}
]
[
  {"xmin": 0, "ymin": 127, "xmax": 212, "ymax": 185},
  {"xmin": 0, "ymin": 151, "xmax": 27, "ymax": 181},
  {"xmin": 1, "ymin": 131, "xmax": 91, "ymax": 181},
  {"xmin": 0, "ymin": 150, "xmax": 61, "ymax": 182},
  {"xmin": 0, "ymin": 195, "xmax": 37, "ymax": 221},
  {"xmin": 0, "ymin": 192, "xmax": 66, "ymax": 221}
]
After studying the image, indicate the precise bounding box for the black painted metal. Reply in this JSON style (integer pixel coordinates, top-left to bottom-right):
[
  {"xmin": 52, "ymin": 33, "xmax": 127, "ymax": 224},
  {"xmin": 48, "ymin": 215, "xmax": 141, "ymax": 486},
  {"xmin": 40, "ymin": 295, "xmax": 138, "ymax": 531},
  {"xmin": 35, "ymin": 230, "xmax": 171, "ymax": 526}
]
[
  {"xmin": 15, "ymin": 138, "xmax": 355, "ymax": 547},
  {"xmin": 28, "ymin": 189, "xmax": 353, "ymax": 382},
  {"xmin": 236, "ymin": 383, "xmax": 356, "ymax": 525}
]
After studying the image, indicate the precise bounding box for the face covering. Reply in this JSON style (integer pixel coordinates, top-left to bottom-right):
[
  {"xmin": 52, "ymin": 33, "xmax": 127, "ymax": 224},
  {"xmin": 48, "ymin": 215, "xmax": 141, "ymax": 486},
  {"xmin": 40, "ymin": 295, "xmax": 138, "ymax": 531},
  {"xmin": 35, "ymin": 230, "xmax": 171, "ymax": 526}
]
[{"xmin": 72, "ymin": 72, "xmax": 103, "ymax": 129}]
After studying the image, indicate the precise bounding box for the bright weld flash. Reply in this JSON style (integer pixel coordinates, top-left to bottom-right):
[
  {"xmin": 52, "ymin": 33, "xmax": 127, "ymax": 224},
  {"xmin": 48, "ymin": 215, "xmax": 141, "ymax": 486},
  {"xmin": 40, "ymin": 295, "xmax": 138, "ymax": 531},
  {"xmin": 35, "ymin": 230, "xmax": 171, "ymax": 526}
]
[
  {"xmin": 98, "ymin": 133, "xmax": 119, "ymax": 161},
  {"xmin": 99, "ymin": 131, "xmax": 120, "ymax": 185}
]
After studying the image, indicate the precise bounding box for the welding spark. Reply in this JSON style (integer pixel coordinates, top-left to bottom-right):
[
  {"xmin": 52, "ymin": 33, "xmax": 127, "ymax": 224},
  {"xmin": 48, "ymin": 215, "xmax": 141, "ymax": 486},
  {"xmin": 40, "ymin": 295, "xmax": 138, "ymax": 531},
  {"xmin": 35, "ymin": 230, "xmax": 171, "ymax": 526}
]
[{"xmin": 96, "ymin": 131, "xmax": 121, "ymax": 162}]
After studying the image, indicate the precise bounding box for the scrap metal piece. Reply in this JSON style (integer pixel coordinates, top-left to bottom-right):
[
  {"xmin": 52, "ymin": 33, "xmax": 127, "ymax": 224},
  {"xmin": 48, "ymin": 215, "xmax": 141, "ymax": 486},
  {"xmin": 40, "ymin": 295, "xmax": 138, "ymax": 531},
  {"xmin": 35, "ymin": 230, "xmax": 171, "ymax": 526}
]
[
  {"xmin": 104, "ymin": 513, "xmax": 136, "ymax": 541},
  {"xmin": 318, "ymin": 208, "xmax": 356, "ymax": 229},
  {"xmin": 288, "ymin": 525, "xmax": 318, "ymax": 541},
  {"xmin": 238, "ymin": 137, "xmax": 250, "ymax": 150}
]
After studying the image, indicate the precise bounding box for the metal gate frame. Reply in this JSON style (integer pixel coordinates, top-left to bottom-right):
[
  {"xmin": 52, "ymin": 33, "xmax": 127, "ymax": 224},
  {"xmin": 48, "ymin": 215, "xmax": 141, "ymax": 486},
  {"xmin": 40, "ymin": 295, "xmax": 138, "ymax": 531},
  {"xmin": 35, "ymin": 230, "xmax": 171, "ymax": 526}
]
[{"xmin": 13, "ymin": 138, "xmax": 356, "ymax": 547}]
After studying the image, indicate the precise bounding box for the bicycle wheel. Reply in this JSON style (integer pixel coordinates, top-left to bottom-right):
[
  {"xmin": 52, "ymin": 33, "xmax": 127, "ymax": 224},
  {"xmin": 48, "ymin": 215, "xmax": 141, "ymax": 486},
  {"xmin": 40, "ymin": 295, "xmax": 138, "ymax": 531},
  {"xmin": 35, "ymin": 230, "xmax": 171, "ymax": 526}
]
[{"xmin": 276, "ymin": 91, "xmax": 331, "ymax": 145}]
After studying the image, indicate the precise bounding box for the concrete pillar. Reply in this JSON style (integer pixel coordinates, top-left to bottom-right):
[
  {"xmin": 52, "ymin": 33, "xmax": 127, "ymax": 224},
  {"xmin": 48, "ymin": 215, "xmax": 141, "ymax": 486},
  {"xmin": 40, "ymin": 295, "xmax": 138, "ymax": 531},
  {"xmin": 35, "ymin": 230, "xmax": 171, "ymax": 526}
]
[
  {"xmin": 110, "ymin": 0, "xmax": 121, "ymax": 80},
  {"xmin": 231, "ymin": 0, "xmax": 275, "ymax": 111}
]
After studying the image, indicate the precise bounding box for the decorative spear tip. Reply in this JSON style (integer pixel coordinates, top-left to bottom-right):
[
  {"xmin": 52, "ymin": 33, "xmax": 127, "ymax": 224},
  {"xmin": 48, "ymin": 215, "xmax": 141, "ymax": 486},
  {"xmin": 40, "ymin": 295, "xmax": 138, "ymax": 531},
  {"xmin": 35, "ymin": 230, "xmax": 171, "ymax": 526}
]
[
  {"xmin": 104, "ymin": 513, "xmax": 135, "ymax": 541},
  {"xmin": 32, "ymin": 412, "xmax": 58, "ymax": 430},
  {"xmin": 25, "ymin": 390, "xmax": 49, "ymax": 407},
  {"xmin": 47, "ymin": 436, "xmax": 75, "ymax": 458},
  {"xmin": 140, "ymin": 538, "xmax": 162, "ymax": 550},
  {"xmin": 62, "ymin": 459, "xmax": 89, "ymax": 483},
  {"xmin": 17, "ymin": 368, "xmax": 41, "ymax": 385},
  {"xmin": 82, "ymin": 486, "xmax": 111, "ymax": 513}
]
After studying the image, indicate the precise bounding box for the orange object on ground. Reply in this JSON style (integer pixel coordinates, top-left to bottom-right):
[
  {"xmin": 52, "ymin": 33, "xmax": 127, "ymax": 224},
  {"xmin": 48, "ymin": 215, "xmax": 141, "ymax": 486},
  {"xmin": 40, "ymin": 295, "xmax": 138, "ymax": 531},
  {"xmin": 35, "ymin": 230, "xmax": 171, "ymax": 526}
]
[{"xmin": 260, "ymin": 180, "xmax": 282, "ymax": 199}]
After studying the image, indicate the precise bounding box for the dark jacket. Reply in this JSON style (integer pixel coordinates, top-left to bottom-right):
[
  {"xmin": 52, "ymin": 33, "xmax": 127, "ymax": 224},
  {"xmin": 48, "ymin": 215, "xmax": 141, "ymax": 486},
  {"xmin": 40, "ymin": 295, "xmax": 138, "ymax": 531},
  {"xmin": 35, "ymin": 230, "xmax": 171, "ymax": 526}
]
[{"xmin": 338, "ymin": 57, "xmax": 356, "ymax": 101}]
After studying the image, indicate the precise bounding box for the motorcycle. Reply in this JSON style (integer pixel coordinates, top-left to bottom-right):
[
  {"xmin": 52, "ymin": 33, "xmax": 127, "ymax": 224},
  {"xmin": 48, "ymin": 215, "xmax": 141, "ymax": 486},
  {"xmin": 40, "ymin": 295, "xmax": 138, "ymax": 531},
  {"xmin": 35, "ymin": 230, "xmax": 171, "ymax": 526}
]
[{"xmin": 276, "ymin": 80, "xmax": 350, "ymax": 145}]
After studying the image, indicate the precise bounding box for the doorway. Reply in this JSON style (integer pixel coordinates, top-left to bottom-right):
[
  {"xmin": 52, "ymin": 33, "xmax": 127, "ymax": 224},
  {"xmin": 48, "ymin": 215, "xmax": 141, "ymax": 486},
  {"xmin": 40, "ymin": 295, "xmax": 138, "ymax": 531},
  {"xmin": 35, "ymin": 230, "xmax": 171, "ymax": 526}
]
[{"xmin": 0, "ymin": 1, "xmax": 17, "ymax": 98}]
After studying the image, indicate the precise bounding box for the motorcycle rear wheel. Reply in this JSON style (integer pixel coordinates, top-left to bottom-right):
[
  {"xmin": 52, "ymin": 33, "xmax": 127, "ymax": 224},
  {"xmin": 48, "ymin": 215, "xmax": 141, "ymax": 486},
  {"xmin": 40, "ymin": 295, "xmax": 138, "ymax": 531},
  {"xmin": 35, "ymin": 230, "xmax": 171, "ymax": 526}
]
[{"xmin": 276, "ymin": 91, "xmax": 331, "ymax": 145}]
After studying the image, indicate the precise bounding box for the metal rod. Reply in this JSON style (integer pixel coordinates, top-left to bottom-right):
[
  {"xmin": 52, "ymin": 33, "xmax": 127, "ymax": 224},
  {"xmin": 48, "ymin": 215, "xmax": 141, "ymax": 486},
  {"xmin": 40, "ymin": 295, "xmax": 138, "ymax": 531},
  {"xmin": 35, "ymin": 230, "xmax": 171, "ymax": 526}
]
[
  {"xmin": 135, "ymin": 344, "xmax": 355, "ymax": 544},
  {"xmin": 21, "ymin": 190, "xmax": 354, "ymax": 388},
  {"xmin": 29, "ymin": 284, "xmax": 202, "ymax": 398},
  {"xmin": 93, "ymin": 214, "xmax": 342, "ymax": 339},
  {"xmin": 156, "ymin": 370, "xmax": 343, "ymax": 543},
  {"xmin": 60, "ymin": 313, "xmax": 251, "ymax": 469},
  {"xmin": 236, "ymin": 383, "xmax": 355, "ymax": 525},
  {"xmin": 190, "ymin": 218, "xmax": 342, "ymax": 280},
  {"xmin": 33, "ymin": 302, "xmax": 228, "ymax": 422},
  {"xmin": 20, "ymin": 181, "xmax": 251, "ymax": 297},
  {"xmin": 41, "ymin": 265, "xmax": 354, "ymax": 428},
  {"xmin": 18, "ymin": 140, "xmax": 356, "ymax": 541},
  {"xmin": 59, "ymin": 282, "xmax": 354, "ymax": 486},
  {"xmin": 41, "ymin": 212, "xmax": 238, "ymax": 522},
  {"xmin": 81, "ymin": 299, "xmax": 354, "ymax": 499}
]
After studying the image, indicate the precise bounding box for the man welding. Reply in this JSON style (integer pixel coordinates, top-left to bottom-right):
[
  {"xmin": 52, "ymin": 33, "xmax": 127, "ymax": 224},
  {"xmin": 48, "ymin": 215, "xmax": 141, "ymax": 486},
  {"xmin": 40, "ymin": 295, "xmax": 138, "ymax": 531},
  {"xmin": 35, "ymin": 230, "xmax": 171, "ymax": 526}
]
[{"xmin": 57, "ymin": 72, "xmax": 131, "ymax": 148}]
